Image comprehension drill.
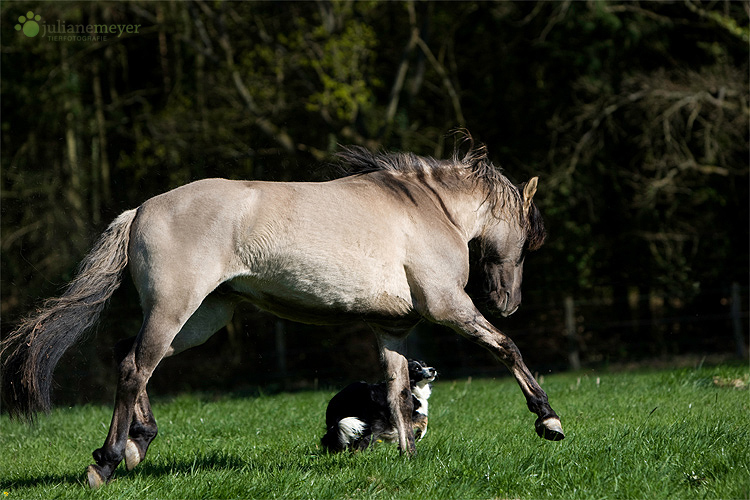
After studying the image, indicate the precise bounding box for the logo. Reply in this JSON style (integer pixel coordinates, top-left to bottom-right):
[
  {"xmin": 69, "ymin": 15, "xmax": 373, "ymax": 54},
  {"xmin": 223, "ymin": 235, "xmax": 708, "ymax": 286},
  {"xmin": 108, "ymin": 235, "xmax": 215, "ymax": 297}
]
[
  {"xmin": 12, "ymin": 10, "xmax": 142, "ymax": 42},
  {"xmin": 15, "ymin": 10, "xmax": 41, "ymax": 37}
]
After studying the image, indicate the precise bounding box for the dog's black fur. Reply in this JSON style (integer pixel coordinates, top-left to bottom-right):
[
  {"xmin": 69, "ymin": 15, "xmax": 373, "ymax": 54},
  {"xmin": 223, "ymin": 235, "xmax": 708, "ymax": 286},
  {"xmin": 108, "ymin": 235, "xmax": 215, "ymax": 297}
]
[{"xmin": 320, "ymin": 359, "xmax": 437, "ymax": 452}]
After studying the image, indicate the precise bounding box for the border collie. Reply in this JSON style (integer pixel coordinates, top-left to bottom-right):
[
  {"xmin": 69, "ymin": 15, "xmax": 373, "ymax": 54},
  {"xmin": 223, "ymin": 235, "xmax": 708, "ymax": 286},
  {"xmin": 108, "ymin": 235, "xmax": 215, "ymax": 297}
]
[{"xmin": 321, "ymin": 359, "xmax": 437, "ymax": 452}]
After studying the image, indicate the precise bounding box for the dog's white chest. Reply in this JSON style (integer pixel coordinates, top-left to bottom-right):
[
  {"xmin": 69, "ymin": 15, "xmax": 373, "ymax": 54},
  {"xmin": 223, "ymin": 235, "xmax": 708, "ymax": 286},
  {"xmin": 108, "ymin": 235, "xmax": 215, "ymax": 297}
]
[{"xmin": 413, "ymin": 382, "xmax": 432, "ymax": 416}]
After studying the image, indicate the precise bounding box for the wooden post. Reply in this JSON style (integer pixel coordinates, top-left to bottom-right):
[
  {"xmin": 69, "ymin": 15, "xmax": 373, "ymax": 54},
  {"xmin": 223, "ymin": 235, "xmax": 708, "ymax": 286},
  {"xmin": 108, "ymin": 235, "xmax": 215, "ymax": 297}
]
[
  {"xmin": 731, "ymin": 283, "xmax": 747, "ymax": 359},
  {"xmin": 275, "ymin": 320, "xmax": 288, "ymax": 376},
  {"xmin": 565, "ymin": 296, "xmax": 581, "ymax": 370}
]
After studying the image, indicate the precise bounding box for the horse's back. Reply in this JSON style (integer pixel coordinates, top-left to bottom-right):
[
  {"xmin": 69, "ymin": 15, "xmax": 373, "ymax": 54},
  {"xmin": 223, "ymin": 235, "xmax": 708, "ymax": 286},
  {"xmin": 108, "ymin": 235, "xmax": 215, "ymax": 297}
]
[{"xmin": 127, "ymin": 177, "xmax": 423, "ymax": 325}]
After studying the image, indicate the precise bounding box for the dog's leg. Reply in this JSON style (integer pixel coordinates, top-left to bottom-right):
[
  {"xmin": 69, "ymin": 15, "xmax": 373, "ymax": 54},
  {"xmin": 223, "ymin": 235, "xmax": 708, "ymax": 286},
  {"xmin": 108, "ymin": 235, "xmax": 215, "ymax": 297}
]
[{"xmin": 413, "ymin": 414, "xmax": 428, "ymax": 442}]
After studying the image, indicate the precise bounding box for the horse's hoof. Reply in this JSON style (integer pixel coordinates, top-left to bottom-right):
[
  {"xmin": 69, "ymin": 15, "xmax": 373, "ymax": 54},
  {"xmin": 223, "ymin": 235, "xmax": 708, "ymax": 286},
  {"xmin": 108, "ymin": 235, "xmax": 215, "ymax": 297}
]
[
  {"xmin": 125, "ymin": 439, "xmax": 141, "ymax": 471},
  {"xmin": 536, "ymin": 417, "xmax": 565, "ymax": 441},
  {"xmin": 86, "ymin": 464, "xmax": 106, "ymax": 490}
]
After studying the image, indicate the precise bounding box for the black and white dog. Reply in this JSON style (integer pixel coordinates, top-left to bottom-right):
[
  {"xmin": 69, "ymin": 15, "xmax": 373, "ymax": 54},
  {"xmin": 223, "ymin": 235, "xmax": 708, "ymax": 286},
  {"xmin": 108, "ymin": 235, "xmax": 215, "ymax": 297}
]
[{"xmin": 321, "ymin": 359, "xmax": 437, "ymax": 452}]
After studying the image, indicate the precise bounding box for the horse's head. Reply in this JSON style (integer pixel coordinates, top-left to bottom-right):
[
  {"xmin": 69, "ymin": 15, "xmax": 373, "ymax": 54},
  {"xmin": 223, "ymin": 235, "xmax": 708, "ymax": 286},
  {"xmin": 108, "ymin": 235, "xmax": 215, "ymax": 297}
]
[{"xmin": 469, "ymin": 177, "xmax": 546, "ymax": 317}]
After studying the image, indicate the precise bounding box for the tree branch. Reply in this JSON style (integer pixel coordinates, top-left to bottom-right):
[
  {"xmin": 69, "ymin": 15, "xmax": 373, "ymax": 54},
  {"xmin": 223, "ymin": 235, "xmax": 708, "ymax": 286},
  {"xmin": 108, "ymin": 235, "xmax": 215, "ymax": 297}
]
[
  {"xmin": 211, "ymin": 3, "xmax": 297, "ymax": 154},
  {"xmin": 385, "ymin": 1, "xmax": 420, "ymax": 125},
  {"xmin": 415, "ymin": 36, "xmax": 466, "ymax": 127}
]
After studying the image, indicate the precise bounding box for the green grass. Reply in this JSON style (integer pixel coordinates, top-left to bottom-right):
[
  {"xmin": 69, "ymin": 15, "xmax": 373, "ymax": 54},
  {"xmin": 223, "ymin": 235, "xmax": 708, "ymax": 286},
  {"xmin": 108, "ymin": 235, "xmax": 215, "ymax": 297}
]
[{"xmin": 1, "ymin": 363, "xmax": 748, "ymax": 499}]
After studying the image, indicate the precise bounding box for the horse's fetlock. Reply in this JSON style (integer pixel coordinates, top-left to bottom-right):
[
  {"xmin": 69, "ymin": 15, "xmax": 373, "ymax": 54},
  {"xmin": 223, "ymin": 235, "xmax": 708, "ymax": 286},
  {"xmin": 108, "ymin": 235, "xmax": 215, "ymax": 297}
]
[
  {"xmin": 526, "ymin": 395, "xmax": 544, "ymax": 414},
  {"xmin": 130, "ymin": 421, "xmax": 158, "ymax": 441},
  {"xmin": 92, "ymin": 446, "xmax": 122, "ymax": 467}
]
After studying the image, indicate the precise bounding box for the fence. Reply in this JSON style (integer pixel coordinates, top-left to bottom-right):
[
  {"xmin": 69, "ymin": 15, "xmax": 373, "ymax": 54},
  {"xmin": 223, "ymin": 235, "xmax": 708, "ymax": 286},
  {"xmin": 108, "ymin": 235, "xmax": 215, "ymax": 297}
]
[
  {"xmin": 563, "ymin": 282, "xmax": 748, "ymax": 371},
  {"xmin": 46, "ymin": 282, "xmax": 749, "ymax": 406},
  {"xmin": 224, "ymin": 281, "xmax": 749, "ymax": 386}
]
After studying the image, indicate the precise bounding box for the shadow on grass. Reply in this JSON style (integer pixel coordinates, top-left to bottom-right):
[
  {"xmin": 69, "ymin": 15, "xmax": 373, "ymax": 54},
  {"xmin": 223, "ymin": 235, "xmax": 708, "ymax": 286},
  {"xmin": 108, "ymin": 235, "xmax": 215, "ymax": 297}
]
[
  {"xmin": 131, "ymin": 450, "xmax": 248, "ymax": 479},
  {"xmin": 0, "ymin": 452, "xmax": 248, "ymax": 490},
  {"xmin": 1, "ymin": 471, "xmax": 87, "ymax": 490}
]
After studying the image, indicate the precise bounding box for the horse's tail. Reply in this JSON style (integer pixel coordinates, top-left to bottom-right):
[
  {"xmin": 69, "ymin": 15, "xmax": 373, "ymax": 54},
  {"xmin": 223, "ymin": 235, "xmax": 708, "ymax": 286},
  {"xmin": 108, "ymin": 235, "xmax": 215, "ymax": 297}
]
[{"xmin": 1, "ymin": 209, "xmax": 138, "ymax": 419}]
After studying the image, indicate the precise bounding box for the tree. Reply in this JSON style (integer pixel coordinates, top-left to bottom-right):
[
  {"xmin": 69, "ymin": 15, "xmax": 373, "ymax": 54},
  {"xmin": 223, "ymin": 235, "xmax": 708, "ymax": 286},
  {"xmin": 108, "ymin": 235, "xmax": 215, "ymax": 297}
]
[{"xmin": 2, "ymin": 1, "xmax": 747, "ymax": 401}]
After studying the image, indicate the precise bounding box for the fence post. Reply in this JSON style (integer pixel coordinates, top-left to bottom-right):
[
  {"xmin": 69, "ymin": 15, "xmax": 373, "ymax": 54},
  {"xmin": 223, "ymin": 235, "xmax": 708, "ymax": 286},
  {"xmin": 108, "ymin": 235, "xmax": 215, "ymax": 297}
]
[
  {"xmin": 565, "ymin": 295, "xmax": 581, "ymax": 370},
  {"xmin": 731, "ymin": 282, "xmax": 747, "ymax": 359},
  {"xmin": 275, "ymin": 319, "xmax": 288, "ymax": 376}
]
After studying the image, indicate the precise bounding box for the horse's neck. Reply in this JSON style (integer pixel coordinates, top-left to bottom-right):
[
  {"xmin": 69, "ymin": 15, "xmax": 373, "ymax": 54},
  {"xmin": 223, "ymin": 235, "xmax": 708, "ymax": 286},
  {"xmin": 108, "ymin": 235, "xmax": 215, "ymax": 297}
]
[
  {"xmin": 410, "ymin": 171, "xmax": 497, "ymax": 241},
  {"xmin": 446, "ymin": 186, "xmax": 499, "ymax": 242}
]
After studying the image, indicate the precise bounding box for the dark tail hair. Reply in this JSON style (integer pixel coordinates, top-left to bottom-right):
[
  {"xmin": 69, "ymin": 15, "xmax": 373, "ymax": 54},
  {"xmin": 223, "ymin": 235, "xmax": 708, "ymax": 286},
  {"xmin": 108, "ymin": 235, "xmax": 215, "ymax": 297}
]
[{"xmin": 1, "ymin": 209, "xmax": 138, "ymax": 419}]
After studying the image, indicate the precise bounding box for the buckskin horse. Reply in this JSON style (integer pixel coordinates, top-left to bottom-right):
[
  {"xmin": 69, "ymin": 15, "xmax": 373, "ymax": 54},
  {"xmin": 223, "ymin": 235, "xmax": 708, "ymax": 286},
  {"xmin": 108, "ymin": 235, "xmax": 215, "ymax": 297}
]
[{"xmin": 1, "ymin": 135, "xmax": 564, "ymax": 489}]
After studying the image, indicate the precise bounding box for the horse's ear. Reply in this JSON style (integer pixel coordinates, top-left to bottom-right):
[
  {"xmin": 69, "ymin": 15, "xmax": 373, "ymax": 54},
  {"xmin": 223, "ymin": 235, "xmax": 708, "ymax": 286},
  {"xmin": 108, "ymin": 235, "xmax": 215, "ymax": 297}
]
[{"xmin": 522, "ymin": 177, "xmax": 538, "ymax": 212}]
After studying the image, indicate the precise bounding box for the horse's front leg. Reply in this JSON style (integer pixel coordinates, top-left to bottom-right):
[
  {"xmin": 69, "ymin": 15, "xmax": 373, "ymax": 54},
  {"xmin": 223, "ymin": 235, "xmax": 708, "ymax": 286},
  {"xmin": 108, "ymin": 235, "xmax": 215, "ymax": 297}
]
[
  {"xmin": 435, "ymin": 297, "xmax": 564, "ymax": 441},
  {"xmin": 375, "ymin": 332, "xmax": 416, "ymax": 455}
]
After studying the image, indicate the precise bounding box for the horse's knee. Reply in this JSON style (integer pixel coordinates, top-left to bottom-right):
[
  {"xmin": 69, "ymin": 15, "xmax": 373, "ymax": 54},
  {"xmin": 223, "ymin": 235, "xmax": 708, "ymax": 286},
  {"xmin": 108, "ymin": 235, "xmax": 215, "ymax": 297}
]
[
  {"xmin": 461, "ymin": 322, "xmax": 523, "ymax": 367},
  {"xmin": 494, "ymin": 340, "xmax": 523, "ymax": 366}
]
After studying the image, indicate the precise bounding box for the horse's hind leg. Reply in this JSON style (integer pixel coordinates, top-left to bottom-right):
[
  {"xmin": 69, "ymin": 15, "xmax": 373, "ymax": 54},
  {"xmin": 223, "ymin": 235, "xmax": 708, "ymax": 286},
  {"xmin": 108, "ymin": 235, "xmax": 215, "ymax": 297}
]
[
  {"xmin": 113, "ymin": 337, "xmax": 158, "ymax": 472},
  {"xmin": 88, "ymin": 292, "xmax": 238, "ymax": 487},
  {"xmin": 87, "ymin": 311, "xmax": 182, "ymax": 489},
  {"xmin": 125, "ymin": 390, "xmax": 157, "ymax": 471}
]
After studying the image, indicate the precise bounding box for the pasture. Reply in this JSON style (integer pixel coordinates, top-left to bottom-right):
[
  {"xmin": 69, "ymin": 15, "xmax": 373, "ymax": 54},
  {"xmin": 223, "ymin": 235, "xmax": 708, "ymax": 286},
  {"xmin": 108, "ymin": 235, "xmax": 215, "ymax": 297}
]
[{"xmin": 1, "ymin": 363, "xmax": 748, "ymax": 499}]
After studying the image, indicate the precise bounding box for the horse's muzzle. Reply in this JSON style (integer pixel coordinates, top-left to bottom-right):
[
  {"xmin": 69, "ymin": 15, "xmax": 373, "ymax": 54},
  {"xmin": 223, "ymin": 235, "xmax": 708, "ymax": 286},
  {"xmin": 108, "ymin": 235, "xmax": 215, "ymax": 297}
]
[
  {"xmin": 488, "ymin": 290, "xmax": 519, "ymax": 317},
  {"xmin": 500, "ymin": 304, "xmax": 519, "ymax": 317}
]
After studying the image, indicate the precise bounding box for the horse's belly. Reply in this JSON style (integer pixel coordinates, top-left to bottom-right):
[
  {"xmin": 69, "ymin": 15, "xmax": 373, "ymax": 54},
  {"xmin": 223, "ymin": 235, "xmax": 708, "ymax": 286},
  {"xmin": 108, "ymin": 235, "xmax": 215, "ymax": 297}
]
[{"xmin": 226, "ymin": 271, "xmax": 416, "ymax": 327}]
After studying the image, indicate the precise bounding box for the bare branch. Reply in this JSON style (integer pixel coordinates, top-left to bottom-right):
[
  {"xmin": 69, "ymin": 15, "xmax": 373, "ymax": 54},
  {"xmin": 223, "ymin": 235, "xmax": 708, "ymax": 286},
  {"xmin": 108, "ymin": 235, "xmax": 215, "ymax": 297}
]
[
  {"xmin": 539, "ymin": 0, "xmax": 571, "ymax": 42},
  {"xmin": 415, "ymin": 37, "xmax": 466, "ymax": 127},
  {"xmin": 385, "ymin": 2, "xmax": 420, "ymax": 124},
  {"xmin": 684, "ymin": 0, "xmax": 750, "ymax": 42},
  {"xmin": 212, "ymin": 5, "xmax": 296, "ymax": 154}
]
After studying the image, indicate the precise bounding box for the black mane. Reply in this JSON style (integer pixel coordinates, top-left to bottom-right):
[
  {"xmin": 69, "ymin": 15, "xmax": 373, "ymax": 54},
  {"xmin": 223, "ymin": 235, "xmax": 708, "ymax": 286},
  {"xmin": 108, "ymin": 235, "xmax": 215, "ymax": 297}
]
[
  {"xmin": 336, "ymin": 135, "xmax": 545, "ymax": 251},
  {"xmin": 336, "ymin": 137, "xmax": 515, "ymax": 206},
  {"xmin": 525, "ymin": 200, "xmax": 547, "ymax": 252}
]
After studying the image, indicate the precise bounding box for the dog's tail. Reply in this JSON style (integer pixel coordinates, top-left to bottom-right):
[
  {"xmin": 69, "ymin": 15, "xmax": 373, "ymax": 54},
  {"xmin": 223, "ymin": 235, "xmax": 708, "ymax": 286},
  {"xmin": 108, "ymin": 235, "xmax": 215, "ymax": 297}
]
[
  {"xmin": 338, "ymin": 417, "xmax": 367, "ymax": 446},
  {"xmin": 321, "ymin": 417, "xmax": 367, "ymax": 452}
]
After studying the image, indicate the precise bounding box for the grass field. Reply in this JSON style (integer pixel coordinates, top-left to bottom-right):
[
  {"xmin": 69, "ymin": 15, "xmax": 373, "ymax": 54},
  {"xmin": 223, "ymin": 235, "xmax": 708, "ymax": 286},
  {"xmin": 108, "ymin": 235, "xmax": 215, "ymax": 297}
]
[{"xmin": 1, "ymin": 363, "xmax": 748, "ymax": 499}]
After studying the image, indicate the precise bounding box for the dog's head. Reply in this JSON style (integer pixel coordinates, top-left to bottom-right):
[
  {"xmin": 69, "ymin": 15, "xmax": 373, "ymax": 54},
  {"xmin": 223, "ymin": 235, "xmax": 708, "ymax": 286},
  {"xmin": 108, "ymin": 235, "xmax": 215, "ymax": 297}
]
[{"xmin": 407, "ymin": 359, "xmax": 437, "ymax": 387}]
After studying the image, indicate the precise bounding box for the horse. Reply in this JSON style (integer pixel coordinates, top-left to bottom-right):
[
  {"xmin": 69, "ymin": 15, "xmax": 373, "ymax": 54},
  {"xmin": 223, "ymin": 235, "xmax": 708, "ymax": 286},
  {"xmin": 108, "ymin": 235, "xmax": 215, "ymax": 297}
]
[{"xmin": 1, "ymin": 137, "xmax": 564, "ymax": 489}]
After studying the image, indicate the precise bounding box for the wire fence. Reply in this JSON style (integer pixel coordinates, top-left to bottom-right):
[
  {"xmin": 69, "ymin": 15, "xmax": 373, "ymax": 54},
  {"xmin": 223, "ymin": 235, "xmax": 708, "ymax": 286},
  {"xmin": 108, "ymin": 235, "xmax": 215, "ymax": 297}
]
[{"xmin": 48, "ymin": 282, "xmax": 748, "ymax": 406}]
